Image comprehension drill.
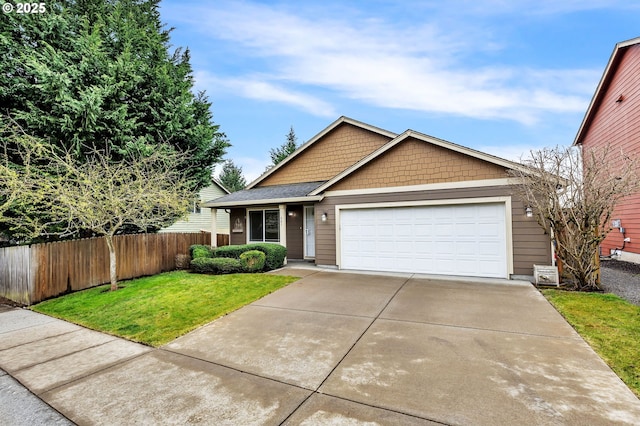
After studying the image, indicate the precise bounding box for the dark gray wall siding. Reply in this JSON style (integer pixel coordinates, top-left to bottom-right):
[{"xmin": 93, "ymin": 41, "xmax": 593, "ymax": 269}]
[
  {"xmin": 286, "ymin": 205, "xmax": 304, "ymax": 259},
  {"xmin": 314, "ymin": 186, "xmax": 550, "ymax": 276},
  {"xmin": 230, "ymin": 208, "xmax": 246, "ymax": 245}
]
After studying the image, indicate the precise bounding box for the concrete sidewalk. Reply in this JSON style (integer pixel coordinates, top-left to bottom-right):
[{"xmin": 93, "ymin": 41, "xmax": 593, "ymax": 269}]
[{"xmin": 1, "ymin": 268, "xmax": 640, "ymax": 425}]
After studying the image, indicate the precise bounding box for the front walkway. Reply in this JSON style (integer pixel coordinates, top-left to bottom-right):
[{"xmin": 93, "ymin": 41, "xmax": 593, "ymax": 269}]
[{"xmin": 1, "ymin": 268, "xmax": 639, "ymax": 425}]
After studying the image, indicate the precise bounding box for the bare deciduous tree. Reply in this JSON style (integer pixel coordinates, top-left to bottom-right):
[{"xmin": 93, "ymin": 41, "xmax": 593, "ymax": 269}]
[
  {"xmin": 51, "ymin": 147, "xmax": 196, "ymax": 291},
  {"xmin": 0, "ymin": 122, "xmax": 67, "ymax": 239},
  {"xmin": 510, "ymin": 145, "xmax": 638, "ymax": 291},
  {"xmin": 1, "ymin": 120, "xmax": 196, "ymax": 291}
]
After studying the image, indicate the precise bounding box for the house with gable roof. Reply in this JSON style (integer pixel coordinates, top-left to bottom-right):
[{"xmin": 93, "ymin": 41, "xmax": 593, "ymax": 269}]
[
  {"xmin": 161, "ymin": 179, "xmax": 230, "ymax": 235},
  {"xmin": 205, "ymin": 116, "xmax": 550, "ymax": 279},
  {"xmin": 574, "ymin": 36, "xmax": 640, "ymax": 263}
]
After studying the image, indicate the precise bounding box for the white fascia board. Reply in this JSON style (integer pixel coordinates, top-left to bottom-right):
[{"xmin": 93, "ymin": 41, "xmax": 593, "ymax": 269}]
[
  {"xmin": 246, "ymin": 116, "xmax": 397, "ymax": 190},
  {"xmin": 323, "ymin": 178, "xmax": 516, "ymax": 197},
  {"xmin": 310, "ymin": 131, "xmax": 530, "ymax": 196},
  {"xmin": 203, "ymin": 195, "xmax": 323, "ymax": 209},
  {"xmin": 573, "ymin": 37, "xmax": 640, "ymax": 146}
]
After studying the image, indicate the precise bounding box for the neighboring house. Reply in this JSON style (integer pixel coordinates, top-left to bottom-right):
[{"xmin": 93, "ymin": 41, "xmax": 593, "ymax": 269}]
[
  {"xmin": 204, "ymin": 117, "xmax": 550, "ymax": 279},
  {"xmin": 574, "ymin": 36, "xmax": 640, "ymax": 263},
  {"xmin": 160, "ymin": 180, "xmax": 230, "ymax": 234}
]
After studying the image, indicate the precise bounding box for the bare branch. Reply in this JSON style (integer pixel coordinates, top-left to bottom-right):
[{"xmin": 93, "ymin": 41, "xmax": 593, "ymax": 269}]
[{"xmin": 509, "ymin": 145, "xmax": 639, "ymax": 291}]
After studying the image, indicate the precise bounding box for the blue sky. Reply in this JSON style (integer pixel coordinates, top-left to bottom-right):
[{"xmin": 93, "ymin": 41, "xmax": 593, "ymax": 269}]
[{"xmin": 159, "ymin": 0, "xmax": 640, "ymax": 183}]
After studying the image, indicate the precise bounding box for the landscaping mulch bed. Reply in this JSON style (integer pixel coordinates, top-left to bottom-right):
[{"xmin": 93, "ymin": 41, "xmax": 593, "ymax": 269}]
[{"xmin": 600, "ymin": 259, "xmax": 640, "ymax": 306}]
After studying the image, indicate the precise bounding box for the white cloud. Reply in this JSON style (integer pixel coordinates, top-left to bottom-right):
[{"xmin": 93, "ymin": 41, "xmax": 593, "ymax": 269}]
[
  {"xmin": 178, "ymin": 1, "xmax": 600, "ymax": 124},
  {"xmin": 168, "ymin": 1, "xmax": 605, "ymax": 124},
  {"xmin": 407, "ymin": 0, "xmax": 640, "ymax": 17},
  {"xmin": 212, "ymin": 156, "xmax": 269, "ymax": 186},
  {"xmin": 193, "ymin": 71, "xmax": 336, "ymax": 117},
  {"xmin": 234, "ymin": 156, "xmax": 270, "ymax": 185}
]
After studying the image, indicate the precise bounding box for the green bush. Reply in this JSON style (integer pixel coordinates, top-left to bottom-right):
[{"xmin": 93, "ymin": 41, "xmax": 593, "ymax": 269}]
[
  {"xmin": 189, "ymin": 244, "xmax": 213, "ymax": 259},
  {"xmin": 214, "ymin": 243, "xmax": 286, "ymax": 271},
  {"xmin": 240, "ymin": 250, "xmax": 266, "ymax": 273},
  {"xmin": 249, "ymin": 243, "xmax": 287, "ymax": 270},
  {"xmin": 213, "ymin": 245, "xmax": 248, "ymax": 259},
  {"xmin": 190, "ymin": 257, "xmax": 241, "ymax": 274}
]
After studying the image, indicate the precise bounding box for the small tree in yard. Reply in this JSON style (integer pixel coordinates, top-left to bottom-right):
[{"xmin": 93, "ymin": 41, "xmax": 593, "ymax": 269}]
[
  {"xmin": 0, "ymin": 121, "xmax": 68, "ymax": 239},
  {"xmin": 52, "ymin": 147, "xmax": 195, "ymax": 291},
  {"xmin": 1, "ymin": 122, "xmax": 196, "ymax": 291},
  {"xmin": 509, "ymin": 145, "xmax": 639, "ymax": 291}
]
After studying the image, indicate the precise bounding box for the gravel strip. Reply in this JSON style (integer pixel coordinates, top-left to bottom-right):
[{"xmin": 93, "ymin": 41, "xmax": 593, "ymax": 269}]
[{"xmin": 600, "ymin": 259, "xmax": 640, "ymax": 306}]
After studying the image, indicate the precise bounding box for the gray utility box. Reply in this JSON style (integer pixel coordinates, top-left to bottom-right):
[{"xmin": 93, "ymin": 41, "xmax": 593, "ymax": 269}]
[{"xmin": 533, "ymin": 265, "xmax": 559, "ymax": 286}]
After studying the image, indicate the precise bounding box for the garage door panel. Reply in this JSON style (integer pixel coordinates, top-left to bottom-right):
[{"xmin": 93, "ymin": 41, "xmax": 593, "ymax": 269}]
[
  {"xmin": 340, "ymin": 203, "xmax": 508, "ymax": 278},
  {"xmin": 479, "ymin": 240, "xmax": 502, "ymax": 252},
  {"xmin": 477, "ymin": 223, "xmax": 501, "ymax": 237},
  {"xmin": 456, "ymin": 223, "xmax": 478, "ymax": 234},
  {"xmin": 457, "ymin": 242, "xmax": 478, "ymax": 256},
  {"xmin": 435, "ymin": 240, "xmax": 455, "ymax": 254},
  {"xmin": 395, "ymin": 224, "xmax": 414, "ymax": 237}
]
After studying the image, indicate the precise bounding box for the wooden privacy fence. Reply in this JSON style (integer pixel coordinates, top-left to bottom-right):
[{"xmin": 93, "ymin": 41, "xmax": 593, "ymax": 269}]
[{"xmin": 0, "ymin": 232, "xmax": 228, "ymax": 306}]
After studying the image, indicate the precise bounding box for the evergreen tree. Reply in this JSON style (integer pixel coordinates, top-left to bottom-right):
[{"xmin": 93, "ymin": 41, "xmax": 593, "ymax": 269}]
[
  {"xmin": 0, "ymin": 0, "xmax": 229, "ymax": 239},
  {"xmin": 269, "ymin": 126, "xmax": 298, "ymax": 166},
  {"xmin": 218, "ymin": 160, "xmax": 246, "ymax": 192}
]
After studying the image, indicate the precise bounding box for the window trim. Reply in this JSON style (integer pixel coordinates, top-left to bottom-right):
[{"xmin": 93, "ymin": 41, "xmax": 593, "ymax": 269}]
[
  {"xmin": 247, "ymin": 208, "xmax": 280, "ymax": 243},
  {"xmin": 192, "ymin": 200, "xmax": 202, "ymax": 214}
]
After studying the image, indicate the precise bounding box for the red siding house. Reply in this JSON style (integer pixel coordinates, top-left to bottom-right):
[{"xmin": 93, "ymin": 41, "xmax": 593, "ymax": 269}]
[{"xmin": 574, "ymin": 37, "xmax": 640, "ymax": 263}]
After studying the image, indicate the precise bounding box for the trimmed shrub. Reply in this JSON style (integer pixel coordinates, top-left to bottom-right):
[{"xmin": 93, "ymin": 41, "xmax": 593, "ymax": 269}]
[
  {"xmin": 213, "ymin": 243, "xmax": 287, "ymax": 271},
  {"xmin": 240, "ymin": 250, "xmax": 266, "ymax": 273},
  {"xmin": 213, "ymin": 245, "xmax": 248, "ymax": 259},
  {"xmin": 191, "ymin": 257, "xmax": 241, "ymax": 274},
  {"xmin": 249, "ymin": 243, "xmax": 287, "ymax": 270},
  {"xmin": 190, "ymin": 244, "xmax": 213, "ymax": 259}
]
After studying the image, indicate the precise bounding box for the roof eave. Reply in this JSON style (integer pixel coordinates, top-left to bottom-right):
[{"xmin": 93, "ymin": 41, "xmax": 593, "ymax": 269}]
[
  {"xmin": 573, "ymin": 37, "xmax": 640, "ymax": 146},
  {"xmin": 309, "ymin": 130, "xmax": 531, "ymax": 195},
  {"xmin": 211, "ymin": 178, "xmax": 231, "ymax": 194},
  {"xmin": 246, "ymin": 116, "xmax": 398, "ymax": 189},
  {"xmin": 203, "ymin": 195, "xmax": 324, "ymax": 209}
]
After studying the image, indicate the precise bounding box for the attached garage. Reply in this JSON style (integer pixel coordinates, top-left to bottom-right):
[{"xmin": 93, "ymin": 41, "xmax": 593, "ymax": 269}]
[
  {"xmin": 206, "ymin": 117, "xmax": 552, "ymax": 278},
  {"xmin": 337, "ymin": 200, "xmax": 510, "ymax": 278}
]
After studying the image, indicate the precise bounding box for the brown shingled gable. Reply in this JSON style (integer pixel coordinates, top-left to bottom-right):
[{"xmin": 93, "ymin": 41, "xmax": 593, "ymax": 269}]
[
  {"xmin": 325, "ymin": 136, "xmax": 508, "ymax": 192},
  {"xmin": 257, "ymin": 122, "xmax": 393, "ymax": 187}
]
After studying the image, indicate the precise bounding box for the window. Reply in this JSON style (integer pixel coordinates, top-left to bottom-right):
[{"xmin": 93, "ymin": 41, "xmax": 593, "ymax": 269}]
[
  {"xmin": 249, "ymin": 209, "xmax": 280, "ymax": 242},
  {"xmin": 192, "ymin": 201, "xmax": 201, "ymax": 214}
]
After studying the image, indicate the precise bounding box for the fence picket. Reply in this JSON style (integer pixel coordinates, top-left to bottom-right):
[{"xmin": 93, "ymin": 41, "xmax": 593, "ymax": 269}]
[{"xmin": 0, "ymin": 232, "xmax": 218, "ymax": 305}]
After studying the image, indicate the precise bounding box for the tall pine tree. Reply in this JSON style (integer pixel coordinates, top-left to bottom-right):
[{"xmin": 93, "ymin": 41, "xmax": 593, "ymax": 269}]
[
  {"xmin": 269, "ymin": 126, "xmax": 298, "ymax": 166},
  {"xmin": 218, "ymin": 159, "xmax": 246, "ymax": 192},
  {"xmin": 0, "ymin": 0, "xmax": 229, "ymax": 239}
]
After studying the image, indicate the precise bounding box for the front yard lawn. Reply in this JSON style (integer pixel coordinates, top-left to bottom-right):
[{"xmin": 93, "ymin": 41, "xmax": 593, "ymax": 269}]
[
  {"xmin": 32, "ymin": 271, "xmax": 298, "ymax": 347},
  {"xmin": 543, "ymin": 289, "xmax": 640, "ymax": 398}
]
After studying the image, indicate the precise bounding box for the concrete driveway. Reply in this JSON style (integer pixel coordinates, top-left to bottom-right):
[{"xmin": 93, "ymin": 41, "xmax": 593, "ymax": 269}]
[{"xmin": 1, "ymin": 268, "xmax": 640, "ymax": 425}]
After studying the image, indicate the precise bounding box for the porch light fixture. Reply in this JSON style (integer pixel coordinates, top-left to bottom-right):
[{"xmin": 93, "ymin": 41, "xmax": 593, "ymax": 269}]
[
  {"xmin": 616, "ymin": 94, "xmax": 624, "ymax": 103},
  {"xmin": 525, "ymin": 206, "xmax": 533, "ymax": 218},
  {"xmin": 321, "ymin": 212, "xmax": 328, "ymax": 222},
  {"xmin": 287, "ymin": 210, "xmax": 294, "ymax": 217}
]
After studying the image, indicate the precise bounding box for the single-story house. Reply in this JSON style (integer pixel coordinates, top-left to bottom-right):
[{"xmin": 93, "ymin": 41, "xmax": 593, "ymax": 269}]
[
  {"xmin": 573, "ymin": 36, "xmax": 640, "ymax": 264},
  {"xmin": 204, "ymin": 117, "xmax": 550, "ymax": 279},
  {"xmin": 160, "ymin": 179, "xmax": 230, "ymax": 235}
]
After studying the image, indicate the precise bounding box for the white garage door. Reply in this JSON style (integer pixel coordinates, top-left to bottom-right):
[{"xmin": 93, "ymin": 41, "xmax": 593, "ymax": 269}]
[{"xmin": 339, "ymin": 203, "xmax": 508, "ymax": 278}]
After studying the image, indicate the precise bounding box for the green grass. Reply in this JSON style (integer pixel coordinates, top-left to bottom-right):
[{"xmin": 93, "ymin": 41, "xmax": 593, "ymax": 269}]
[
  {"xmin": 542, "ymin": 290, "xmax": 640, "ymax": 397},
  {"xmin": 32, "ymin": 271, "xmax": 298, "ymax": 347}
]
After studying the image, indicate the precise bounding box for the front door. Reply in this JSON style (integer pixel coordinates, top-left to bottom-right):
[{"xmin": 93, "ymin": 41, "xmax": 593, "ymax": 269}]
[{"xmin": 304, "ymin": 206, "xmax": 315, "ymax": 258}]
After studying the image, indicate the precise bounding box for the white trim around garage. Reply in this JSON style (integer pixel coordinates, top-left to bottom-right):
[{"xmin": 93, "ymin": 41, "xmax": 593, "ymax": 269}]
[
  {"xmin": 324, "ymin": 178, "xmax": 516, "ymax": 198},
  {"xmin": 334, "ymin": 196, "xmax": 514, "ymax": 276}
]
